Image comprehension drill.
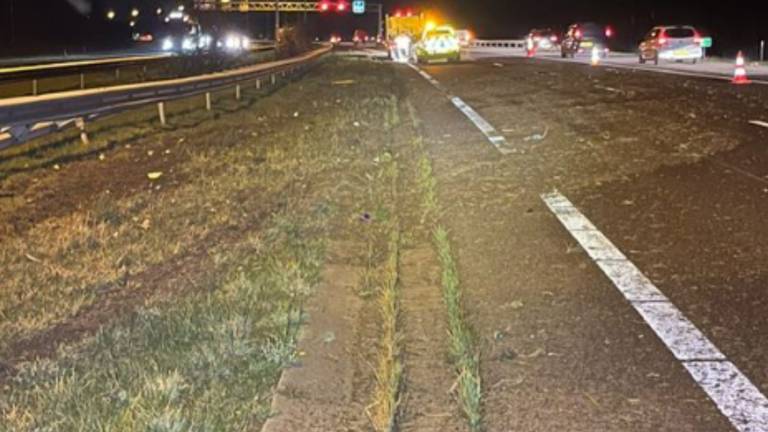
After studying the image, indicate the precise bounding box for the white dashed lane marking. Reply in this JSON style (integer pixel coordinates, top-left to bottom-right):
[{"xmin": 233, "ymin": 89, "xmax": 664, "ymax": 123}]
[
  {"xmin": 542, "ymin": 191, "xmax": 768, "ymax": 432},
  {"xmin": 449, "ymin": 96, "xmax": 512, "ymax": 154},
  {"xmin": 409, "ymin": 63, "xmax": 512, "ymax": 155},
  {"xmin": 749, "ymin": 120, "xmax": 768, "ymax": 129}
]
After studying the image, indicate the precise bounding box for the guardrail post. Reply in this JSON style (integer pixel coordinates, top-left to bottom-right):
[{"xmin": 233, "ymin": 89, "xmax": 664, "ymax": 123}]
[
  {"xmin": 256, "ymin": 79, "xmax": 261, "ymax": 89},
  {"xmin": 32, "ymin": 79, "xmax": 38, "ymax": 96},
  {"xmin": 115, "ymin": 68, "xmax": 121, "ymax": 81},
  {"xmin": 158, "ymin": 102, "xmax": 166, "ymax": 126},
  {"xmin": 205, "ymin": 92, "xmax": 212, "ymax": 111},
  {"xmin": 271, "ymin": 74, "xmax": 276, "ymax": 85},
  {"xmin": 235, "ymin": 84, "xmax": 241, "ymax": 100},
  {"xmin": 142, "ymin": 65, "xmax": 148, "ymax": 81},
  {"xmin": 80, "ymin": 73, "xmax": 85, "ymax": 90},
  {"xmin": 75, "ymin": 118, "xmax": 89, "ymax": 145}
]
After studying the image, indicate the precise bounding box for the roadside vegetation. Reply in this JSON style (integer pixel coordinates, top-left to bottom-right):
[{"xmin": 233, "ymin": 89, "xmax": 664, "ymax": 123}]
[
  {"xmin": 365, "ymin": 147, "xmax": 405, "ymax": 432},
  {"xmin": 1, "ymin": 209, "xmax": 323, "ymax": 430},
  {"xmin": 0, "ymin": 57, "xmax": 389, "ymax": 429},
  {"xmin": 414, "ymin": 126, "xmax": 483, "ymax": 429},
  {"xmin": 0, "ymin": 56, "xmax": 481, "ymax": 430}
]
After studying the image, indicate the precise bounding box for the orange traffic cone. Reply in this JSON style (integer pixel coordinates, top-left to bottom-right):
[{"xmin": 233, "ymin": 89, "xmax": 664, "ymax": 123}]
[
  {"xmin": 526, "ymin": 39, "xmax": 536, "ymax": 58},
  {"xmin": 732, "ymin": 51, "xmax": 751, "ymax": 84}
]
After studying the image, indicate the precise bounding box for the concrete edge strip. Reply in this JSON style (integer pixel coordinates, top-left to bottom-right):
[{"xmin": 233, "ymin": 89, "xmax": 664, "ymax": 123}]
[
  {"xmin": 407, "ymin": 63, "xmax": 512, "ymax": 155},
  {"xmin": 541, "ymin": 191, "xmax": 768, "ymax": 432}
]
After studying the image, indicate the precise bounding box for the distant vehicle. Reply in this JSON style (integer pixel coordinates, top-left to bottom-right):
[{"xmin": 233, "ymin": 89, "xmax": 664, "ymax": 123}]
[
  {"xmin": 639, "ymin": 26, "xmax": 704, "ymax": 65},
  {"xmin": 416, "ymin": 25, "xmax": 461, "ymax": 63},
  {"xmin": 159, "ymin": 15, "xmax": 212, "ymax": 54},
  {"xmin": 385, "ymin": 10, "xmax": 425, "ymax": 62},
  {"xmin": 455, "ymin": 29, "xmax": 474, "ymax": 48},
  {"xmin": 132, "ymin": 32, "xmax": 155, "ymax": 43},
  {"xmin": 353, "ymin": 29, "xmax": 369, "ymax": 46},
  {"xmin": 561, "ymin": 22, "xmax": 612, "ymax": 58},
  {"xmin": 330, "ymin": 33, "xmax": 342, "ymax": 45},
  {"xmin": 217, "ymin": 33, "xmax": 250, "ymax": 53},
  {"xmin": 526, "ymin": 28, "xmax": 560, "ymax": 54}
]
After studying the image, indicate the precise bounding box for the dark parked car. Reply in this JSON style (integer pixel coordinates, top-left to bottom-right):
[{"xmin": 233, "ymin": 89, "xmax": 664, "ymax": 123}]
[
  {"xmin": 561, "ymin": 22, "xmax": 613, "ymax": 58},
  {"xmin": 525, "ymin": 28, "xmax": 560, "ymax": 53}
]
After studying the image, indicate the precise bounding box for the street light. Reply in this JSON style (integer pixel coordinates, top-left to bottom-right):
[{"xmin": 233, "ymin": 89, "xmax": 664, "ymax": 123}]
[
  {"xmin": 156, "ymin": 7, "xmax": 163, "ymax": 15},
  {"xmin": 131, "ymin": 8, "xmax": 139, "ymax": 17},
  {"xmin": 106, "ymin": 9, "xmax": 116, "ymax": 20}
]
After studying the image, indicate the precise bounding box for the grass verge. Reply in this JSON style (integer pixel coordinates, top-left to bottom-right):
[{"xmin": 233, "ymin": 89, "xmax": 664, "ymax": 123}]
[{"xmin": 0, "ymin": 209, "xmax": 325, "ymax": 430}]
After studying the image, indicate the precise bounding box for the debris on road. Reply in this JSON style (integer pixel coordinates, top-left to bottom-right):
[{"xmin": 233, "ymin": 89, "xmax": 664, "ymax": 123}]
[
  {"xmin": 523, "ymin": 127, "xmax": 549, "ymax": 142},
  {"xmin": 147, "ymin": 172, "xmax": 163, "ymax": 180}
]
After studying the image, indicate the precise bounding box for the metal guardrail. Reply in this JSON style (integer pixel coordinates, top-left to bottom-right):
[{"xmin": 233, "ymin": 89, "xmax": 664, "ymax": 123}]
[
  {"xmin": 0, "ymin": 54, "xmax": 172, "ymax": 83},
  {"xmin": 0, "ymin": 46, "xmax": 330, "ymax": 149},
  {"xmin": 469, "ymin": 39, "xmax": 526, "ymax": 49},
  {"xmin": 0, "ymin": 45, "xmax": 277, "ymax": 98}
]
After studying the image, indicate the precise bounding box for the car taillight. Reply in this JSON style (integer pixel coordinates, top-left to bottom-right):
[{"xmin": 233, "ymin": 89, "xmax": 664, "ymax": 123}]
[
  {"xmin": 575, "ymin": 29, "xmax": 582, "ymax": 39},
  {"xmin": 605, "ymin": 26, "xmax": 613, "ymax": 38},
  {"xmin": 550, "ymin": 35, "xmax": 558, "ymax": 42},
  {"xmin": 658, "ymin": 37, "xmax": 667, "ymax": 46}
]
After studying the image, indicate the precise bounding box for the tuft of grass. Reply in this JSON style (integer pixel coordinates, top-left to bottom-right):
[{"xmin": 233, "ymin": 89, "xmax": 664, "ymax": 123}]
[
  {"xmin": 368, "ymin": 225, "xmax": 404, "ymax": 432},
  {"xmin": 417, "ymin": 148, "xmax": 439, "ymax": 224},
  {"xmin": 434, "ymin": 226, "xmax": 483, "ymax": 430}
]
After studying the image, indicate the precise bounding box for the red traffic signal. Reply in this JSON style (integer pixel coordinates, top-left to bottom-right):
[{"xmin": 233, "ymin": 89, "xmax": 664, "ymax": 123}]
[{"xmin": 317, "ymin": 1, "xmax": 350, "ymax": 13}]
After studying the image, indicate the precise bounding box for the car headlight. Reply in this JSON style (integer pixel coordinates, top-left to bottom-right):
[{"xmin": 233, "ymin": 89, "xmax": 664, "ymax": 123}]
[
  {"xmin": 162, "ymin": 38, "xmax": 174, "ymax": 51},
  {"xmin": 226, "ymin": 35, "xmax": 240, "ymax": 50},
  {"xmin": 182, "ymin": 37, "xmax": 195, "ymax": 51}
]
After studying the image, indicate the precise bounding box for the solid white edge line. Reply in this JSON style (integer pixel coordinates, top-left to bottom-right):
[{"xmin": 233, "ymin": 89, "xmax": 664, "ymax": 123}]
[
  {"xmin": 541, "ymin": 191, "xmax": 768, "ymax": 432},
  {"xmin": 408, "ymin": 63, "xmax": 512, "ymax": 154}
]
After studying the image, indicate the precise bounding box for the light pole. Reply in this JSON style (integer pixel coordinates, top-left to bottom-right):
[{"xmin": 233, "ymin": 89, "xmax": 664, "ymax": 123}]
[{"xmin": 275, "ymin": 5, "xmax": 280, "ymax": 43}]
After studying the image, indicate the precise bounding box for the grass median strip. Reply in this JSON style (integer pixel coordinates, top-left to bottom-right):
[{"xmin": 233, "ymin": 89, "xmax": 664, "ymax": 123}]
[
  {"xmin": 416, "ymin": 139, "xmax": 483, "ymax": 430},
  {"xmin": 368, "ymin": 224, "xmax": 404, "ymax": 432},
  {"xmin": 433, "ymin": 226, "xmax": 483, "ymax": 430}
]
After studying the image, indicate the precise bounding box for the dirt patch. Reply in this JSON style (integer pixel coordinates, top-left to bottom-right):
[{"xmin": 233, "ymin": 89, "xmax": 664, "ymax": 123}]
[{"xmin": 0, "ymin": 134, "xmax": 189, "ymax": 237}]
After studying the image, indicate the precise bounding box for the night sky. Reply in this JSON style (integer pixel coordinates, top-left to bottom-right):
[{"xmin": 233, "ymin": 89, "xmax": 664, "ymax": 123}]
[{"xmin": 1, "ymin": 0, "xmax": 766, "ymax": 56}]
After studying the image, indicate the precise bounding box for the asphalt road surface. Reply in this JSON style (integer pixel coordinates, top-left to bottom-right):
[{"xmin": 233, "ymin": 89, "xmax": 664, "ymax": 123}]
[{"xmin": 402, "ymin": 54, "xmax": 768, "ymax": 430}]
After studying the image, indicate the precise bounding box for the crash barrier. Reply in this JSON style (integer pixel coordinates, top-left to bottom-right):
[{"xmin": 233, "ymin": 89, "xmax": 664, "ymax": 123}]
[
  {"xmin": 469, "ymin": 39, "xmax": 526, "ymax": 50},
  {"xmin": 0, "ymin": 45, "xmax": 331, "ymax": 150}
]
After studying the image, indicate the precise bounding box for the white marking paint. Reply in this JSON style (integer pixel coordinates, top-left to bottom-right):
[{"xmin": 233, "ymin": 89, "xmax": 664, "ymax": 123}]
[
  {"xmin": 541, "ymin": 191, "xmax": 768, "ymax": 432},
  {"xmin": 408, "ymin": 63, "xmax": 512, "ymax": 155},
  {"xmin": 749, "ymin": 120, "xmax": 768, "ymax": 129},
  {"xmin": 684, "ymin": 362, "xmax": 768, "ymax": 432},
  {"xmin": 450, "ymin": 97, "xmax": 512, "ymax": 154}
]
